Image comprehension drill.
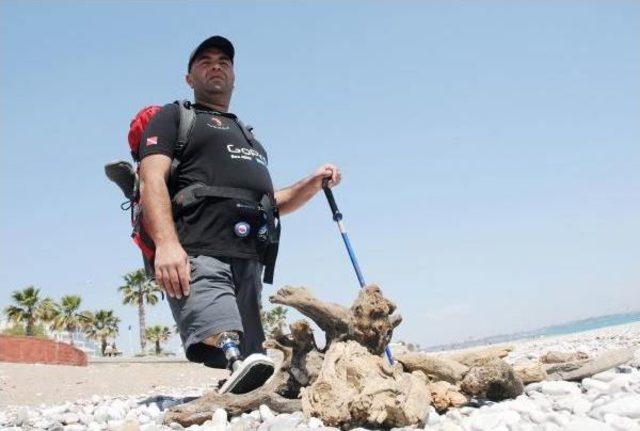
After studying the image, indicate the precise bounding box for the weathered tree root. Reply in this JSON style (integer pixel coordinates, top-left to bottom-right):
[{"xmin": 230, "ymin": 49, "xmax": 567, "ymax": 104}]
[
  {"xmin": 162, "ymin": 366, "xmax": 301, "ymax": 427},
  {"xmin": 270, "ymin": 284, "xmax": 402, "ymax": 354},
  {"xmin": 301, "ymin": 341, "xmax": 431, "ymax": 429},
  {"xmin": 164, "ymin": 284, "xmax": 407, "ymax": 428}
]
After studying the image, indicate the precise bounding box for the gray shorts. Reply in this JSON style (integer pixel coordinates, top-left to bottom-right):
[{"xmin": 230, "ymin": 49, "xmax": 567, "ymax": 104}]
[{"xmin": 166, "ymin": 255, "xmax": 266, "ymax": 368}]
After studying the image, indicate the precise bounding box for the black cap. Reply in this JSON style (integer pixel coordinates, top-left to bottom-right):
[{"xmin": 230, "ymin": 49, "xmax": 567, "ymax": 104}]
[{"xmin": 188, "ymin": 36, "xmax": 235, "ymax": 71}]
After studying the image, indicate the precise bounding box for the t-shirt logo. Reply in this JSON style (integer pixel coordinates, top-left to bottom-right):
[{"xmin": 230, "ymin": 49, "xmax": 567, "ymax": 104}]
[
  {"xmin": 207, "ymin": 116, "xmax": 230, "ymax": 130},
  {"xmin": 226, "ymin": 144, "xmax": 268, "ymax": 166},
  {"xmin": 146, "ymin": 136, "xmax": 158, "ymax": 146}
]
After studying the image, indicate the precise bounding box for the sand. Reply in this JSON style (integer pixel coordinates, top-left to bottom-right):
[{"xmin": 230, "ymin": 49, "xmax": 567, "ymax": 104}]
[{"xmin": 0, "ymin": 360, "xmax": 227, "ymax": 407}]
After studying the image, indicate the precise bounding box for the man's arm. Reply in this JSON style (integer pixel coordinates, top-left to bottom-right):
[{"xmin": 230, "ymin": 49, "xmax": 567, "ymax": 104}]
[
  {"xmin": 275, "ymin": 163, "xmax": 341, "ymax": 216},
  {"xmin": 139, "ymin": 154, "xmax": 190, "ymax": 298}
]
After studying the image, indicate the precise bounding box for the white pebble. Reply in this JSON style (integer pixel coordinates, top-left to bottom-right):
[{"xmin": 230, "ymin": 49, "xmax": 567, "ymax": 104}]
[
  {"xmin": 125, "ymin": 410, "xmax": 138, "ymax": 421},
  {"xmin": 307, "ymin": 417, "xmax": 323, "ymax": 428},
  {"xmin": 598, "ymin": 395, "xmax": 640, "ymax": 419},
  {"xmin": 582, "ymin": 378, "xmax": 611, "ymax": 393},
  {"xmin": 538, "ymin": 381, "xmax": 582, "ymax": 396},
  {"xmin": 61, "ymin": 412, "xmax": 80, "ymax": 424},
  {"xmin": 211, "ymin": 408, "xmax": 227, "ymax": 426},
  {"xmin": 564, "ymin": 417, "xmax": 614, "ymax": 431},
  {"xmin": 107, "ymin": 419, "xmax": 124, "ymax": 430},
  {"xmin": 509, "ymin": 396, "xmax": 541, "ymax": 414},
  {"xmin": 93, "ymin": 406, "xmax": 110, "ymax": 423},
  {"xmin": 107, "ymin": 406, "xmax": 126, "ymax": 421},
  {"xmin": 604, "ymin": 413, "xmax": 640, "ymax": 431},
  {"xmin": 44, "ymin": 404, "xmax": 71, "ymax": 416},
  {"xmin": 609, "ymin": 375, "xmax": 634, "ymax": 392},
  {"xmin": 259, "ymin": 404, "xmax": 275, "ymax": 421},
  {"xmin": 470, "ymin": 413, "xmax": 498, "ymax": 430},
  {"xmin": 592, "ymin": 371, "xmax": 618, "ymax": 383},
  {"xmin": 146, "ymin": 403, "xmax": 161, "ymax": 419}
]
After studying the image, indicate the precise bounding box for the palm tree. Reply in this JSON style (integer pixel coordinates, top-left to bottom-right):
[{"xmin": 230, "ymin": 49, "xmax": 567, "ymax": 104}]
[
  {"xmin": 84, "ymin": 309, "xmax": 121, "ymax": 356},
  {"xmin": 52, "ymin": 295, "xmax": 89, "ymax": 345},
  {"xmin": 145, "ymin": 325, "xmax": 172, "ymax": 355},
  {"xmin": 37, "ymin": 297, "xmax": 60, "ymax": 329},
  {"xmin": 118, "ymin": 269, "xmax": 161, "ymax": 353},
  {"xmin": 4, "ymin": 286, "xmax": 44, "ymax": 336}
]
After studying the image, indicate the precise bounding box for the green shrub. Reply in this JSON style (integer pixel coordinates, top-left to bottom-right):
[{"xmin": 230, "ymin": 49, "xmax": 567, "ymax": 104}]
[{"xmin": 2, "ymin": 322, "xmax": 48, "ymax": 338}]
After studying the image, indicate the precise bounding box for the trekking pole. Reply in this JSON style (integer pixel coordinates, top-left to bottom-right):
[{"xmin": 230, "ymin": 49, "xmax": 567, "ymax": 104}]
[{"xmin": 322, "ymin": 179, "xmax": 395, "ymax": 365}]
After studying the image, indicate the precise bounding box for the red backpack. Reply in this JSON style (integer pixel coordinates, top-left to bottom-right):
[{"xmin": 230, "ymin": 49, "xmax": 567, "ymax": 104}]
[{"xmin": 105, "ymin": 100, "xmax": 196, "ymax": 267}]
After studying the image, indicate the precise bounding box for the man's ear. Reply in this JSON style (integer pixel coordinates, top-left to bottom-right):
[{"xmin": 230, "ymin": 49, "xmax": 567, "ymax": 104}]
[{"xmin": 185, "ymin": 73, "xmax": 194, "ymax": 89}]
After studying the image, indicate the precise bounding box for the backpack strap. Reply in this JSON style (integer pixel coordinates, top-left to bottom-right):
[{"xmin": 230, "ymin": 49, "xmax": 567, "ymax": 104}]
[
  {"xmin": 175, "ymin": 100, "xmax": 197, "ymax": 159},
  {"xmin": 234, "ymin": 118, "xmax": 256, "ymax": 147},
  {"xmin": 169, "ymin": 100, "xmax": 197, "ymax": 194}
]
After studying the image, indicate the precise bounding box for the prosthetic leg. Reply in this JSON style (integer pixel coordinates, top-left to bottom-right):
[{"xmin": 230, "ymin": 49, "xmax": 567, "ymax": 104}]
[{"xmin": 216, "ymin": 332, "xmax": 275, "ymax": 394}]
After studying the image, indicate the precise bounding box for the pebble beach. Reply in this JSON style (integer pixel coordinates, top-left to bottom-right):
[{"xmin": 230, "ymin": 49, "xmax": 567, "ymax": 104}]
[{"xmin": 2, "ymin": 322, "xmax": 639, "ymax": 431}]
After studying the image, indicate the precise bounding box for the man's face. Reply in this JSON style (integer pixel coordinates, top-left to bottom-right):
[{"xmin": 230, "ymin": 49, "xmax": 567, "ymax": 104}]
[{"xmin": 186, "ymin": 47, "xmax": 235, "ymax": 99}]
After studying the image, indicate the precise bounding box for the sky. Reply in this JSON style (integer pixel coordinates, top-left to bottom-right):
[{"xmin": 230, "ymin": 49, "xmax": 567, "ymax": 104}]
[{"xmin": 2, "ymin": 1, "xmax": 639, "ymax": 355}]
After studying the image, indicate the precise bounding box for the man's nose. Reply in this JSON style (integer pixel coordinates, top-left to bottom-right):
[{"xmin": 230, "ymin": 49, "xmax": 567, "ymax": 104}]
[{"xmin": 212, "ymin": 63, "xmax": 222, "ymax": 71}]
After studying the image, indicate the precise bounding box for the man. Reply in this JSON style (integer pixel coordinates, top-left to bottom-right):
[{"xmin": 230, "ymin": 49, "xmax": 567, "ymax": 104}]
[{"xmin": 138, "ymin": 36, "xmax": 341, "ymax": 394}]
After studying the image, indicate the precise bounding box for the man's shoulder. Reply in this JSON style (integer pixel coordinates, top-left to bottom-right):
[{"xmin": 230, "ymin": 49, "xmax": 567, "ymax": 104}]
[
  {"xmin": 159, "ymin": 101, "xmax": 181, "ymax": 116},
  {"xmin": 146, "ymin": 102, "xmax": 181, "ymax": 128}
]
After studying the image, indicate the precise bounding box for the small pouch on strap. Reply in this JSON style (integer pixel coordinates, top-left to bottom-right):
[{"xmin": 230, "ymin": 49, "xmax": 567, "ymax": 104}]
[{"xmin": 258, "ymin": 194, "xmax": 280, "ymax": 284}]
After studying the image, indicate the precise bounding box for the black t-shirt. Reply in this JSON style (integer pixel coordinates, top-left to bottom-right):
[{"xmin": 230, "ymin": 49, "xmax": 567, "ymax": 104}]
[{"xmin": 139, "ymin": 102, "xmax": 274, "ymax": 260}]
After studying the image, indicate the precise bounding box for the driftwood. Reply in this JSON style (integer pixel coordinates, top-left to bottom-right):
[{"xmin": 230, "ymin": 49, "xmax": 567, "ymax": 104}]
[
  {"xmin": 165, "ymin": 284, "xmax": 420, "ymax": 429},
  {"xmin": 301, "ymin": 340, "xmax": 430, "ymax": 429},
  {"xmin": 540, "ymin": 350, "xmax": 589, "ymax": 364},
  {"xmin": 396, "ymin": 352, "xmax": 469, "ymax": 383},
  {"xmin": 545, "ymin": 347, "xmax": 636, "ymax": 381},
  {"xmin": 442, "ymin": 345, "xmax": 513, "ymax": 366},
  {"xmin": 167, "ymin": 283, "xmax": 638, "ymax": 427},
  {"xmin": 163, "ymin": 343, "xmax": 301, "ymax": 426},
  {"xmin": 507, "ymin": 347, "xmax": 637, "ymax": 386},
  {"xmin": 428, "ymin": 381, "xmax": 468, "ymax": 413},
  {"xmin": 513, "ymin": 362, "xmax": 548, "ymax": 384}
]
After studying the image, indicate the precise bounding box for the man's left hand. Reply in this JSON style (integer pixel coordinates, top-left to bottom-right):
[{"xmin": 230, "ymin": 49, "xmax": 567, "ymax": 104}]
[{"xmin": 311, "ymin": 163, "xmax": 341, "ymax": 190}]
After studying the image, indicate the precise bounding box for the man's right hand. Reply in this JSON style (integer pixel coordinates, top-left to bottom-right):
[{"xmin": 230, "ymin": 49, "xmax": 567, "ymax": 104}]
[{"xmin": 154, "ymin": 241, "xmax": 191, "ymax": 299}]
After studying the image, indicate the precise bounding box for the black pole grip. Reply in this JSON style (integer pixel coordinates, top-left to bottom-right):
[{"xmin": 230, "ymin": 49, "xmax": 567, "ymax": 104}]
[{"xmin": 322, "ymin": 179, "xmax": 342, "ymax": 222}]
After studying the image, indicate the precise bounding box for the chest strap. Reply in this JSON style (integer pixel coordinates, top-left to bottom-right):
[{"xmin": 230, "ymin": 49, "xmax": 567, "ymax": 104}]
[{"xmin": 173, "ymin": 183, "xmax": 264, "ymax": 209}]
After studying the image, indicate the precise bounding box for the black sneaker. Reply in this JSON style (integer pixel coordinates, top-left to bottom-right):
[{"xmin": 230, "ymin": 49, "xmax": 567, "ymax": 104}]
[
  {"xmin": 105, "ymin": 160, "xmax": 136, "ymax": 200},
  {"xmin": 218, "ymin": 353, "xmax": 275, "ymax": 394}
]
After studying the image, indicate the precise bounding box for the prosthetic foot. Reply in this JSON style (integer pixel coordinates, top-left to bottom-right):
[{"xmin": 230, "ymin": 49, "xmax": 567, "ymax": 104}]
[
  {"xmin": 104, "ymin": 160, "xmax": 136, "ymax": 200},
  {"xmin": 218, "ymin": 353, "xmax": 275, "ymax": 394},
  {"xmin": 216, "ymin": 332, "xmax": 275, "ymax": 395}
]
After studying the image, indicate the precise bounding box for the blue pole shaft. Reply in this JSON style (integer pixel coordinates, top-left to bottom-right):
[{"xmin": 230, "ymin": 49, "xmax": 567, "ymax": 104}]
[
  {"xmin": 335, "ymin": 220, "xmax": 395, "ymax": 365},
  {"xmin": 338, "ymin": 223, "xmax": 366, "ymax": 288}
]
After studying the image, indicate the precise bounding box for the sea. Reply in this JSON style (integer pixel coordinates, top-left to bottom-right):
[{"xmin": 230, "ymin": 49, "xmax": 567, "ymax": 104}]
[{"xmin": 424, "ymin": 311, "xmax": 640, "ymax": 352}]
